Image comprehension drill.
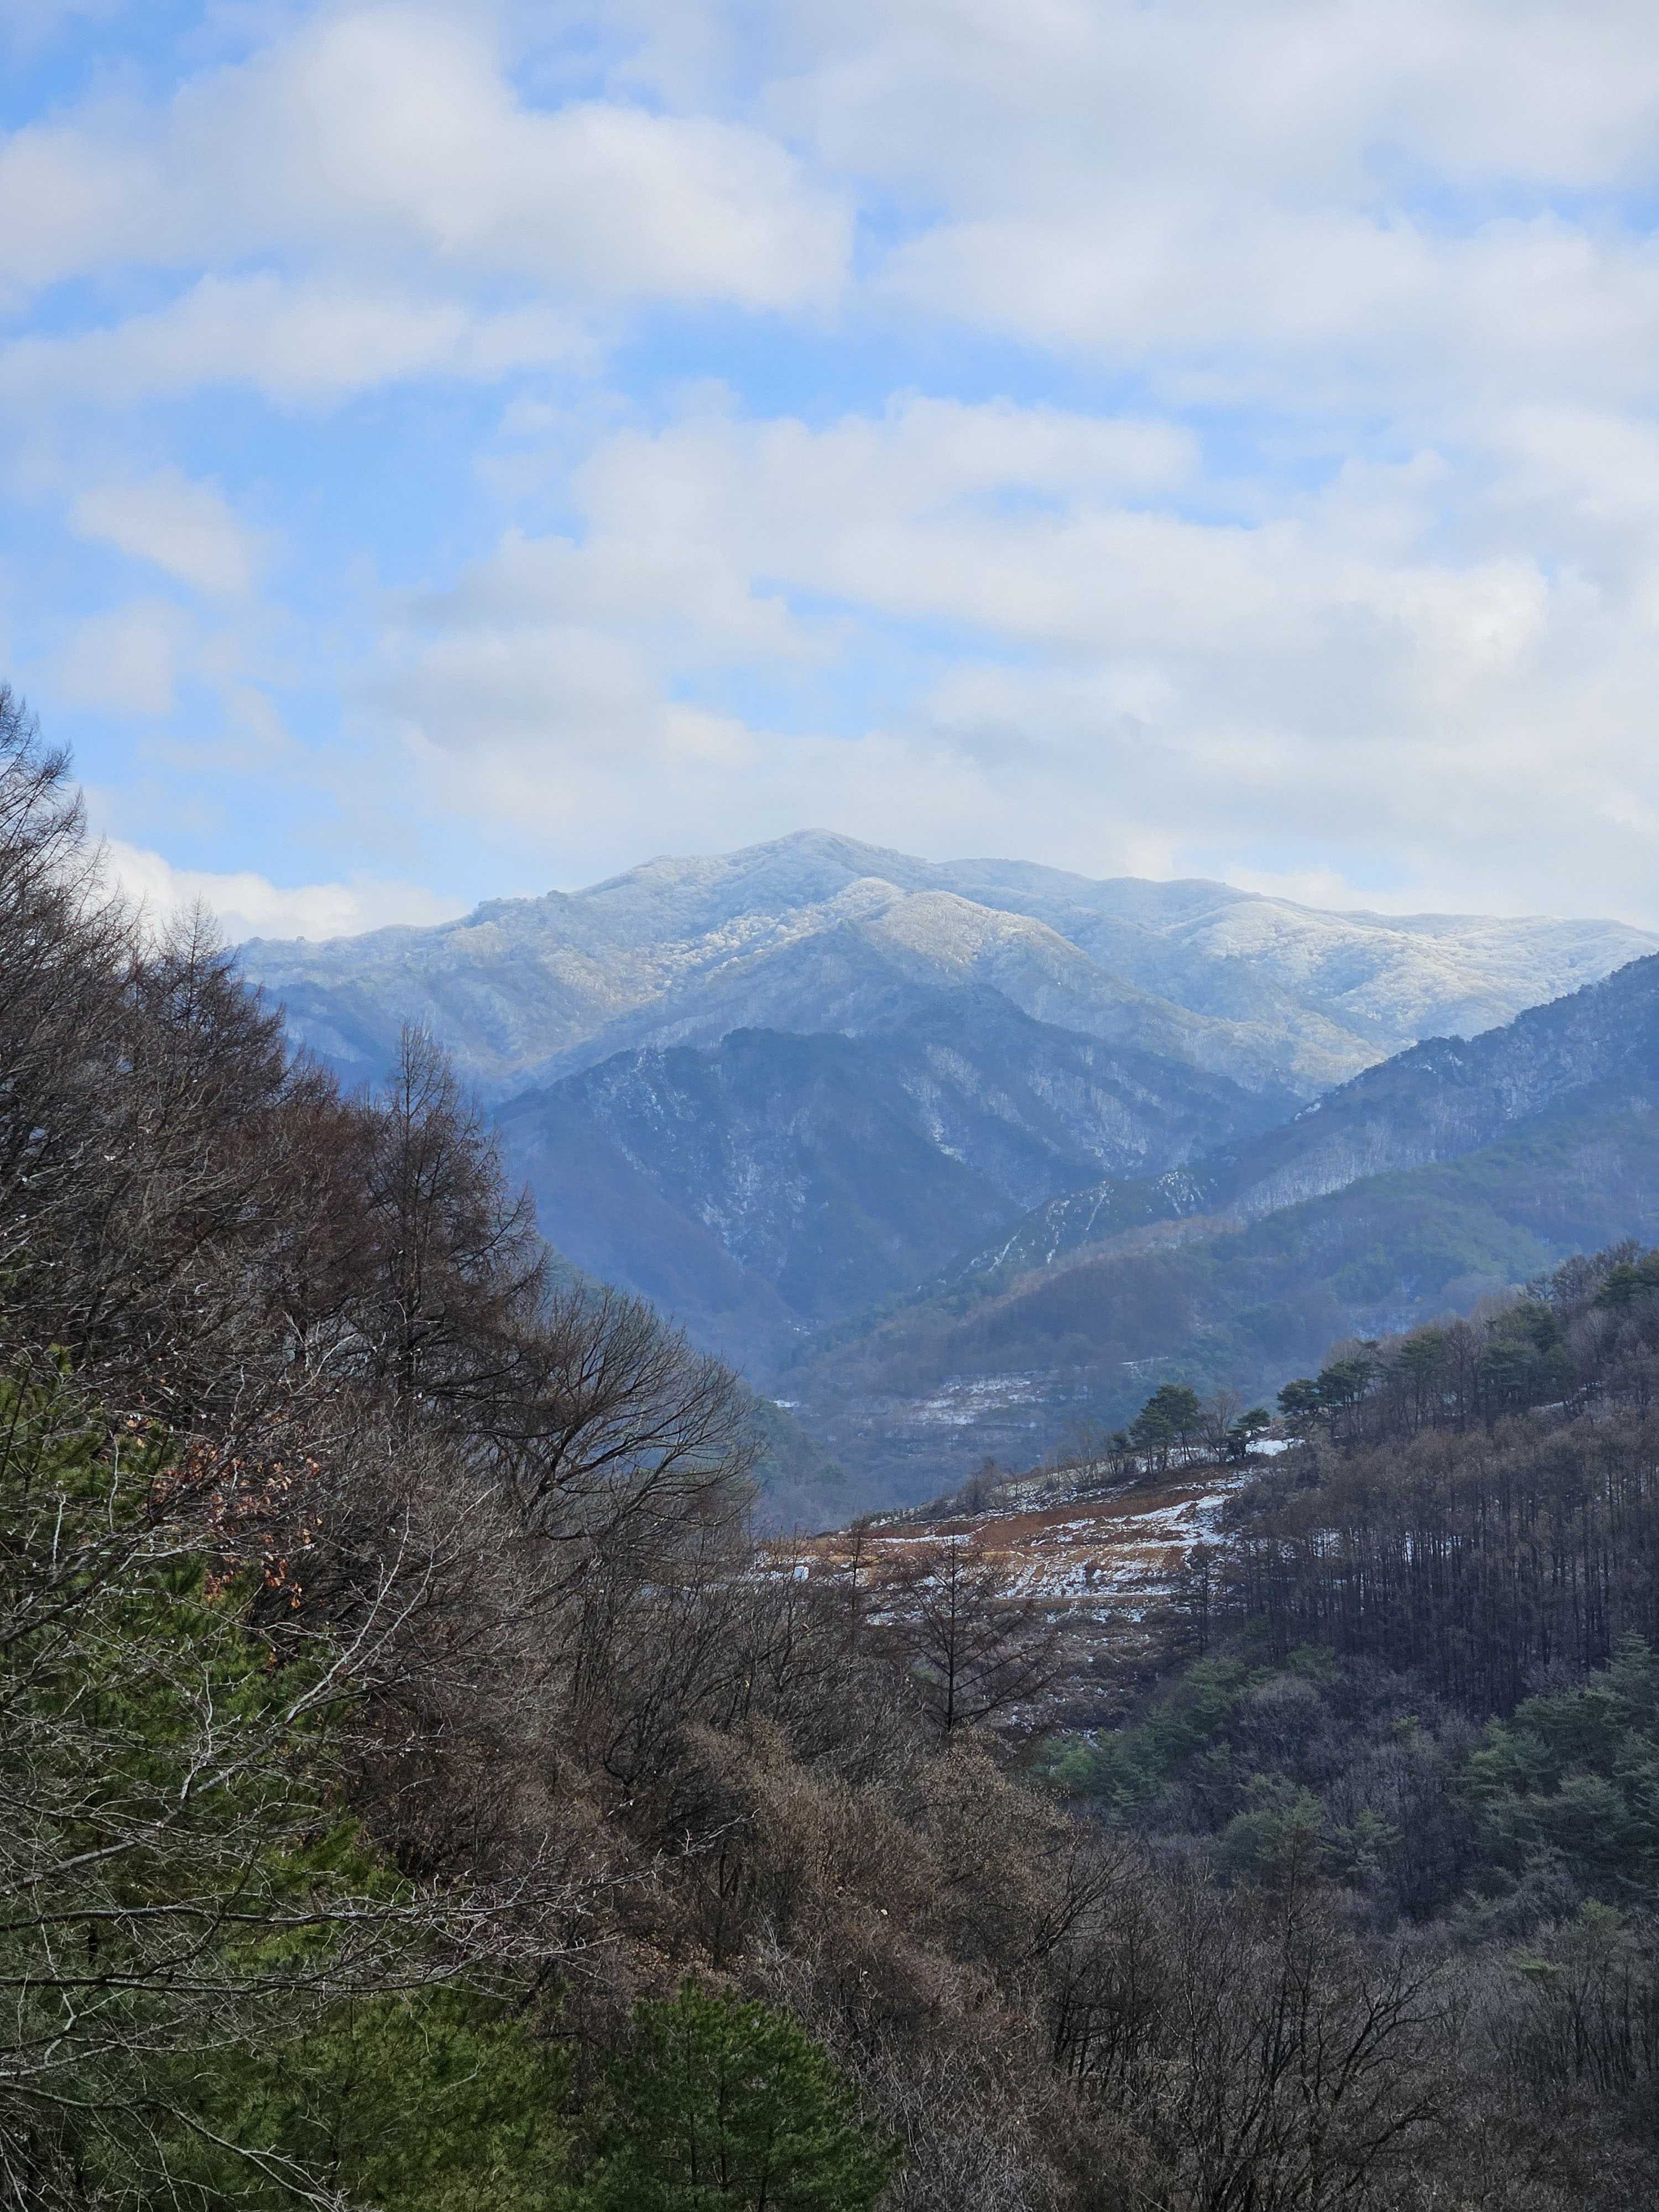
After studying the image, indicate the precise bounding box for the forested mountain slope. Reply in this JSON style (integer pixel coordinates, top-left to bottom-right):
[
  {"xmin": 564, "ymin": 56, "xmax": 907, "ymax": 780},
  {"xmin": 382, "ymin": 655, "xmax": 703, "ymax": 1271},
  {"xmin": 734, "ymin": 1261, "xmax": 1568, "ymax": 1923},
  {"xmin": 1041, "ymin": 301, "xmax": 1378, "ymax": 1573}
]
[
  {"xmin": 1217, "ymin": 946, "xmax": 1659, "ymax": 1215},
  {"xmin": 492, "ymin": 995, "xmax": 1288, "ymax": 1370},
  {"xmin": 938, "ymin": 948, "xmax": 1659, "ymax": 1292},
  {"xmin": 787, "ymin": 957, "xmax": 1659, "ymax": 1494}
]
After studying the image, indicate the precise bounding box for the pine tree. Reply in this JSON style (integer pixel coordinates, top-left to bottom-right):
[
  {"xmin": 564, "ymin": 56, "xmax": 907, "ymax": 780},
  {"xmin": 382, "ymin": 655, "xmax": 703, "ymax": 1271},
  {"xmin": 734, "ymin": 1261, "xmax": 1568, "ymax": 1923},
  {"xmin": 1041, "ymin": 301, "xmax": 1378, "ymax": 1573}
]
[{"xmin": 579, "ymin": 1980, "xmax": 899, "ymax": 2211}]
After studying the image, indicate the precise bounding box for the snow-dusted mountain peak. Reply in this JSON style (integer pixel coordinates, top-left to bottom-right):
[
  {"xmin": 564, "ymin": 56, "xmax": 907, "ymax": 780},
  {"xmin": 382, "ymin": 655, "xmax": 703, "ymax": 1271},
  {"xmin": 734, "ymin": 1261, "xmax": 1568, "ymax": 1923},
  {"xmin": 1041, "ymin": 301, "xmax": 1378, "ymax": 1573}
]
[{"xmin": 239, "ymin": 834, "xmax": 1657, "ymax": 1104}]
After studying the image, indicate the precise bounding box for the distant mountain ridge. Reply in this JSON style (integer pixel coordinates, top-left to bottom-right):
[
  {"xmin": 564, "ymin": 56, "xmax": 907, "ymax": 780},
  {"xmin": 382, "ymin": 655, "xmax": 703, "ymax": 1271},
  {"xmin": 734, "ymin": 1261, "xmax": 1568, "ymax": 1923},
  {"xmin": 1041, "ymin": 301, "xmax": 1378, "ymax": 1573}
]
[
  {"xmin": 781, "ymin": 953, "xmax": 1659, "ymax": 1498},
  {"xmin": 236, "ymin": 836, "xmax": 1659, "ymax": 1498},
  {"xmin": 492, "ymin": 993, "xmax": 1290, "ymax": 1365},
  {"xmin": 243, "ymin": 831, "xmax": 1655, "ymax": 1103},
  {"xmin": 934, "ymin": 949, "xmax": 1659, "ymax": 1295}
]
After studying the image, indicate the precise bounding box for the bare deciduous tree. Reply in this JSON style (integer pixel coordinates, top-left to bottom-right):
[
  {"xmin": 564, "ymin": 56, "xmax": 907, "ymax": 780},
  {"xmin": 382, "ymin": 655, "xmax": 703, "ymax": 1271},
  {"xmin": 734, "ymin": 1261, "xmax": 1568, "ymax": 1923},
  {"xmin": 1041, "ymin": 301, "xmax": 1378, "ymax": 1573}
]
[{"xmin": 874, "ymin": 1537, "xmax": 1061, "ymax": 1736}]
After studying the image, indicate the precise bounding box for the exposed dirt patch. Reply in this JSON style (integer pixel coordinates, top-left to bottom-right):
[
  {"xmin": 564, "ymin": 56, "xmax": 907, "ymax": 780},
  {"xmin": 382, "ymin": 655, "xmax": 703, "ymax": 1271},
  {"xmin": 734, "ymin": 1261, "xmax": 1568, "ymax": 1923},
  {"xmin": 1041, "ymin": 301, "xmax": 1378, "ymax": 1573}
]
[{"xmin": 795, "ymin": 1464, "xmax": 1250, "ymax": 1718}]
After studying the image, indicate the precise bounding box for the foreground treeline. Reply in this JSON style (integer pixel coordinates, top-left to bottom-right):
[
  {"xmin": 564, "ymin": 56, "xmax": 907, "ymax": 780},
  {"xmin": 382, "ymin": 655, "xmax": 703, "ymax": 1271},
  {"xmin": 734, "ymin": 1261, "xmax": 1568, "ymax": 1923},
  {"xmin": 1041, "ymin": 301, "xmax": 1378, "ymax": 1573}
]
[
  {"xmin": 1051, "ymin": 1619, "xmax": 1659, "ymax": 2206},
  {"xmin": 9, "ymin": 677, "xmax": 1480, "ymax": 2212},
  {"xmin": 6, "ymin": 682, "xmax": 1659, "ymax": 2211}
]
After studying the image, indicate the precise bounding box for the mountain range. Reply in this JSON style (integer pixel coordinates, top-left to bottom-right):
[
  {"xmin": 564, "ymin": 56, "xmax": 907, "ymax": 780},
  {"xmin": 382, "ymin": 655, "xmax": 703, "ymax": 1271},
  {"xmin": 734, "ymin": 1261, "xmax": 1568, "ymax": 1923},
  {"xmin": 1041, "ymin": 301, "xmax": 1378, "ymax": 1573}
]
[
  {"xmin": 780, "ymin": 952, "xmax": 1659, "ymax": 1498},
  {"xmin": 246, "ymin": 831, "xmax": 1650, "ymax": 1101},
  {"xmin": 240, "ymin": 832, "xmax": 1659, "ymax": 1510}
]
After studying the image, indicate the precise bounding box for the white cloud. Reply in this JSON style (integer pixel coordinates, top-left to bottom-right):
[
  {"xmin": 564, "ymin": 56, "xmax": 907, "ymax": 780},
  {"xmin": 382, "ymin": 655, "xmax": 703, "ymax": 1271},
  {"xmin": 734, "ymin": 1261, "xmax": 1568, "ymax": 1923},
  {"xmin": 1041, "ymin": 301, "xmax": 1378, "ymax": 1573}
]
[
  {"xmin": 717, "ymin": 0, "xmax": 1659, "ymax": 408},
  {"xmin": 101, "ymin": 837, "xmax": 468, "ymax": 943},
  {"xmin": 380, "ymin": 393, "xmax": 1214, "ymax": 810},
  {"xmin": 870, "ymin": 202, "xmax": 1659, "ymax": 421},
  {"xmin": 562, "ymin": 397, "xmax": 1209, "ymax": 650},
  {"xmin": 559, "ymin": 400, "xmax": 1543, "ymax": 671},
  {"xmin": 200, "ymin": 11, "xmax": 850, "ymax": 307},
  {"xmin": 0, "ymin": 0, "xmax": 124, "ymax": 49},
  {"xmin": 0, "ymin": 272, "xmax": 589, "ymax": 407},
  {"xmin": 0, "ymin": 7, "xmax": 849, "ymax": 311},
  {"xmin": 0, "ymin": 123, "xmax": 164, "ymax": 301},
  {"xmin": 779, "ymin": 0, "xmax": 1659, "ymax": 205},
  {"xmin": 374, "ymin": 384, "xmax": 1659, "ymax": 922},
  {"xmin": 11, "ymin": 0, "xmax": 1659, "ymax": 933},
  {"xmin": 71, "ymin": 471, "xmax": 265, "ymax": 593}
]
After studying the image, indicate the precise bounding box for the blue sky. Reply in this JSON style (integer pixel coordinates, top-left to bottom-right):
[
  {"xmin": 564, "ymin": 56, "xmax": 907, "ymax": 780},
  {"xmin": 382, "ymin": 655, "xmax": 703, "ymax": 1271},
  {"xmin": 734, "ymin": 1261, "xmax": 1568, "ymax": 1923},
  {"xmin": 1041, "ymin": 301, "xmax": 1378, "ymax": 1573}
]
[{"xmin": 5, "ymin": 0, "xmax": 1659, "ymax": 938}]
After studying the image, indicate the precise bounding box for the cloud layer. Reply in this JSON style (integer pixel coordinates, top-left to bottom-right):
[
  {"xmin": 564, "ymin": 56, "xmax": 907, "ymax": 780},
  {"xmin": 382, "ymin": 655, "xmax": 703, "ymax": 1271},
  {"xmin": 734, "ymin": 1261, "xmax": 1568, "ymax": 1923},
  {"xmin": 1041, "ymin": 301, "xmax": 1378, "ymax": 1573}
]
[
  {"xmin": 101, "ymin": 838, "xmax": 467, "ymax": 945},
  {"xmin": 3, "ymin": 1, "xmax": 1658, "ymax": 933}
]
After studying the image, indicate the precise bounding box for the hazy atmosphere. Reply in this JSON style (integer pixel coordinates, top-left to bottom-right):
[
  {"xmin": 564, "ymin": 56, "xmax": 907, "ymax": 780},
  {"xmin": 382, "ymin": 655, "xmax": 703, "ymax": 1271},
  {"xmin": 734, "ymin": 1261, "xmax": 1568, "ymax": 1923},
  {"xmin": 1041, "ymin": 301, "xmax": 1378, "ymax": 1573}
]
[{"xmin": 7, "ymin": 1, "xmax": 1659, "ymax": 935}]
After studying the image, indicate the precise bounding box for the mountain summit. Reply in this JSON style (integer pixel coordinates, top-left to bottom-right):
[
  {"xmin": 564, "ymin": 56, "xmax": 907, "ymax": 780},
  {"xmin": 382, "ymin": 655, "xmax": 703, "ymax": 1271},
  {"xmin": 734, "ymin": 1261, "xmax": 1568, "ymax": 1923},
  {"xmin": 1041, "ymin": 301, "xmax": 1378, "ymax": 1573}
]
[{"xmin": 243, "ymin": 831, "xmax": 1655, "ymax": 1103}]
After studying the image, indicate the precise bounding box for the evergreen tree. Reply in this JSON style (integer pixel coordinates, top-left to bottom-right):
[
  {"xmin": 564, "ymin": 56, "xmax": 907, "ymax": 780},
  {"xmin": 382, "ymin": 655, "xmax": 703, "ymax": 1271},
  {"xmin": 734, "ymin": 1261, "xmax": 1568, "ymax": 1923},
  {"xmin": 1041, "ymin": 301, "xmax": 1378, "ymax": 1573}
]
[
  {"xmin": 579, "ymin": 1981, "xmax": 899, "ymax": 2211},
  {"xmin": 1131, "ymin": 1382, "xmax": 1204, "ymax": 1469},
  {"xmin": 171, "ymin": 1990, "xmax": 572, "ymax": 2211},
  {"xmin": 0, "ymin": 1369, "xmax": 572, "ymax": 2209}
]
